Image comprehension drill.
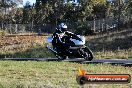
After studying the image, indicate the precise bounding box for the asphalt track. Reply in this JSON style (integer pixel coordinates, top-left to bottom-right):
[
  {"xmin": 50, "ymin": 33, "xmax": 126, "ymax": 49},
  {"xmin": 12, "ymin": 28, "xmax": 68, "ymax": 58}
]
[{"xmin": 2, "ymin": 58, "xmax": 132, "ymax": 66}]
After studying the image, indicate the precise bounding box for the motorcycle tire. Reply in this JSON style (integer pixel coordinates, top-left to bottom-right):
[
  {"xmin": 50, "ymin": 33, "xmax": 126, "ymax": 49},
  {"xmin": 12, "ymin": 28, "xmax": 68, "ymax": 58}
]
[{"xmin": 79, "ymin": 47, "xmax": 93, "ymax": 61}]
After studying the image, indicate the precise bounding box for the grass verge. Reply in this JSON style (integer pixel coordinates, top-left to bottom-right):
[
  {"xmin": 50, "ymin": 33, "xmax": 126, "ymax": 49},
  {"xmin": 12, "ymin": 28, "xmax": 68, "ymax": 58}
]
[
  {"xmin": 0, "ymin": 61, "xmax": 131, "ymax": 88},
  {"xmin": 0, "ymin": 45, "xmax": 55, "ymax": 58}
]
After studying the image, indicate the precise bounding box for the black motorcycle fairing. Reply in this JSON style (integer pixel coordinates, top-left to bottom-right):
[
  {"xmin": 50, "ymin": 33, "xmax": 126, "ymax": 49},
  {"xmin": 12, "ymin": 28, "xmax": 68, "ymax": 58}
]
[{"xmin": 61, "ymin": 36, "xmax": 75, "ymax": 46}]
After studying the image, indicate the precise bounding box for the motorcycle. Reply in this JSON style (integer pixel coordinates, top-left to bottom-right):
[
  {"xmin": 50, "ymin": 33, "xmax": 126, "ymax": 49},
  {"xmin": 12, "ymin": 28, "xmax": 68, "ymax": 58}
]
[{"xmin": 46, "ymin": 33, "xmax": 93, "ymax": 61}]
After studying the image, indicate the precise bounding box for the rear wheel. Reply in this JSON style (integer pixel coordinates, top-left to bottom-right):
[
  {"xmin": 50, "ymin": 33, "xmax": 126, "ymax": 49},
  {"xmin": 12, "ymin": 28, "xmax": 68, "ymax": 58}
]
[{"xmin": 79, "ymin": 47, "xmax": 93, "ymax": 61}]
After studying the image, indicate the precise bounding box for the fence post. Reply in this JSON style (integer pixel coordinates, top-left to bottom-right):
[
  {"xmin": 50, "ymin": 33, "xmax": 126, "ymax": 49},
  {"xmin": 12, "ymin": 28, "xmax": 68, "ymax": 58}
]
[
  {"xmin": 93, "ymin": 18, "xmax": 96, "ymax": 32},
  {"xmin": 15, "ymin": 24, "xmax": 18, "ymax": 33}
]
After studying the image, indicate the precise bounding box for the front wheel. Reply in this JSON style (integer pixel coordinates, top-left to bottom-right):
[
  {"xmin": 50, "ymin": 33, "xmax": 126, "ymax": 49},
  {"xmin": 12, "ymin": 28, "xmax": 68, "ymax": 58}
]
[{"xmin": 79, "ymin": 47, "xmax": 93, "ymax": 61}]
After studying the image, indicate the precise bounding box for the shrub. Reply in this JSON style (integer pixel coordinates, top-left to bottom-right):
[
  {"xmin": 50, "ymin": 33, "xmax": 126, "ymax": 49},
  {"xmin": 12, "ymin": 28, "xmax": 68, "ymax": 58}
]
[{"xmin": 0, "ymin": 30, "xmax": 6, "ymax": 36}]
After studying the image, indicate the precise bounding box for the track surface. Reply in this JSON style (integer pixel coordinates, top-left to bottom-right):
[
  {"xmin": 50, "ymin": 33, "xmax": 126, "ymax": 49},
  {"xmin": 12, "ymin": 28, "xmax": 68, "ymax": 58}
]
[{"xmin": 2, "ymin": 58, "xmax": 132, "ymax": 66}]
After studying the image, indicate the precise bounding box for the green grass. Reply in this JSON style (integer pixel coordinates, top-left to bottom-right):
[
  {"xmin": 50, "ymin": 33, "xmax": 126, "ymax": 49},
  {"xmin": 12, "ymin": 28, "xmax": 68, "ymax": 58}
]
[
  {"xmin": 0, "ymin": 61, "xmax": 131, "ymax": 88},
  {"xmin": 0, "ymin": 45, "xmax": 55, "ymax": 58}
]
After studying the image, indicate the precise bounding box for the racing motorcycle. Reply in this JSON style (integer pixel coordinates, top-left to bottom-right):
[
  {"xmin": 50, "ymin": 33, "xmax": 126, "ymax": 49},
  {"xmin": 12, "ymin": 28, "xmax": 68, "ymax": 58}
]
[{"xmin": 46, "ymin": 33, "xmax": 93, "ymax": 61}]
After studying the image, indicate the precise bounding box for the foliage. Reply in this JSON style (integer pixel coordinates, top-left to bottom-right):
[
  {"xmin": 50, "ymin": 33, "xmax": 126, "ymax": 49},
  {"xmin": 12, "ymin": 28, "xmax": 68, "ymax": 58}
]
[
  {"xmin": 0, "ymin": 0, "xmax": 132, "ymax": 33},
  {"xmin": 75, "ymin": 22, "xmax": 93, "ymax": 35},
  {"xmin": 0, "ymin": 30, "xmax": 6, "ymax": 36}
]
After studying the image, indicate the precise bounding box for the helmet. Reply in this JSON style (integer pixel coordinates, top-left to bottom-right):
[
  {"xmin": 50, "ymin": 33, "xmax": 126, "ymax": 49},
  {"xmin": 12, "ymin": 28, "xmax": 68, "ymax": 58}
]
[{"xmin": 58, "ymin": 23, "xmax": 67, "ymax": 32}]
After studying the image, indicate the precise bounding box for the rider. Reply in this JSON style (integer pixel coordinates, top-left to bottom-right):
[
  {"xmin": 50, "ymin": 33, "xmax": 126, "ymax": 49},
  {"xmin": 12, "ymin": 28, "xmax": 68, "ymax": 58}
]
[{"xmin": 52, "ymin": 22, "xmax": 76, "ymax": 53}]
